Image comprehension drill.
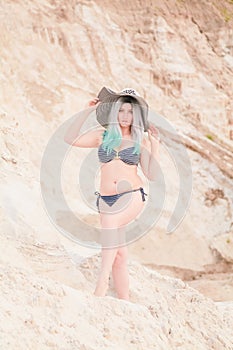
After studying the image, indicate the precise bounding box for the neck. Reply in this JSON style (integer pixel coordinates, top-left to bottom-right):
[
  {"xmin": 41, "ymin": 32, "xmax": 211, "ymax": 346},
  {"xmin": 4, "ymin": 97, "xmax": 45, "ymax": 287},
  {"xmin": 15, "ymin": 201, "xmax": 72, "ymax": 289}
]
[{"xmin": 121, "ymin": 127, "xmax": 131, "ymax": 137}]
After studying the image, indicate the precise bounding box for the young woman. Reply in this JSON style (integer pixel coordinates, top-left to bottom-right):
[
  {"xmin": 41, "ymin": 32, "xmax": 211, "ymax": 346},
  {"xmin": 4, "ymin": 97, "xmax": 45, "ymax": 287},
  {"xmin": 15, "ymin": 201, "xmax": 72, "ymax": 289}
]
[{"xmin": 64, "ymin": 87, "xmax": 160, "ymax": 300}]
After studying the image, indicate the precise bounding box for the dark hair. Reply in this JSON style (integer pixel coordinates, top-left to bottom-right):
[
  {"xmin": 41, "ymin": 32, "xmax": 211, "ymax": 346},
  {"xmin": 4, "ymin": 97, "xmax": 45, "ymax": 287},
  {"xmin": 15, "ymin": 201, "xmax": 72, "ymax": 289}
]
[{"xmin": 117, "ymin": 96, "xmax": 138, "ymax": 105}]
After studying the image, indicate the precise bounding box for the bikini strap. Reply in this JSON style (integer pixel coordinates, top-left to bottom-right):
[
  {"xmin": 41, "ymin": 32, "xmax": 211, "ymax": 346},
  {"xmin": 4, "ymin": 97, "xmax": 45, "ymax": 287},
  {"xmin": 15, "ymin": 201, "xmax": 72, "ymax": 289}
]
[
  {"xmin": 94, "ymin": 191, "xmax": 101, "ymax": 213},
  {"xmin": 139, "ymin": 187, "xmax": 148, "ymax": 201},
  {"xmin": 125, "ymin": 187, "xmax": 148, "ymax": 201}
]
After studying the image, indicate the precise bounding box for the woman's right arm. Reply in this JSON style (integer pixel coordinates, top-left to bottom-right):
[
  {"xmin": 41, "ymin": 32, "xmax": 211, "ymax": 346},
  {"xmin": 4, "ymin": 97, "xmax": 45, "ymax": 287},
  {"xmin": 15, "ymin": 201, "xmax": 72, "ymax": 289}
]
[{"xmin": 64, "ymin": 98, "xmax": 102, "ymax": 147}]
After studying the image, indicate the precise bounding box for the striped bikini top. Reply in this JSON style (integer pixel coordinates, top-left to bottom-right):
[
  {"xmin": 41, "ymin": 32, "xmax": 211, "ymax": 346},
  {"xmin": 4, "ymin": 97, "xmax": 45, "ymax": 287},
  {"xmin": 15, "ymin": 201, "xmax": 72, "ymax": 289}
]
[{"xmin": 98, "ymin": 144, "xmax": 140, "ymax": 166}]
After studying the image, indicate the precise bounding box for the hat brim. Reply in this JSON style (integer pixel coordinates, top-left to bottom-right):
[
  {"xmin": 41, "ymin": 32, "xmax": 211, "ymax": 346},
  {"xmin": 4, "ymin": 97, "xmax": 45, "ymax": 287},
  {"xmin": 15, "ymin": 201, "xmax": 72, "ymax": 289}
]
[{"xmin": 96, "ymin": 87, "xmax": 149, "ymax": 132}]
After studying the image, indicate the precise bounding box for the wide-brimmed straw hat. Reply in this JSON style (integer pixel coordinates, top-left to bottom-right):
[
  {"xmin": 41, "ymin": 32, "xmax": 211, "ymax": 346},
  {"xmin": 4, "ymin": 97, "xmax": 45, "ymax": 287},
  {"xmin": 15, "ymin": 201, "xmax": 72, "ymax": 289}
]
[{"xmin": 96, "ymin": 87, "xmax": 149, "ymax": 131}]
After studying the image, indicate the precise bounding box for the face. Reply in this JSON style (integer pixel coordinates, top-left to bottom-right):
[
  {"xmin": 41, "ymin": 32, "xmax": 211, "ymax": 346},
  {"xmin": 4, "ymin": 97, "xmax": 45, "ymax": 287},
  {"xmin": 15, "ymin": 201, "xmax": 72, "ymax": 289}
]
[{"xmin": 117, "ymin": 103, "xmax": 133, "ymax": 129}]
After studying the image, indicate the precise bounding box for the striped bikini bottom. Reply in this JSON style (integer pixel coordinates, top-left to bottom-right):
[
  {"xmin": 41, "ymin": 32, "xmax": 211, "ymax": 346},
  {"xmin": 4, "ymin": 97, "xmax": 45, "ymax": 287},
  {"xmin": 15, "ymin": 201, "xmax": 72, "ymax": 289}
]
[{"xmin": 94, "ymin": 187, "xmax": 147, "ymax": 213}]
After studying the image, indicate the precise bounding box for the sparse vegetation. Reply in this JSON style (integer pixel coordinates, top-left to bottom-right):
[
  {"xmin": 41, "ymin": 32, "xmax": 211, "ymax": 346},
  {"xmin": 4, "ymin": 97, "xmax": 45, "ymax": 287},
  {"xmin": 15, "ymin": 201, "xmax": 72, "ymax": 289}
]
[
  {"xmin": 206, "ymin": 134, "xmax": 214, "ymax": 141},
  {"xmin": 226, "ymin": 238, "xmax": 231, "ymax": 243},
  {"xmin": 221, "ymin": 8, "xmax": 232, "ymax": 22}
]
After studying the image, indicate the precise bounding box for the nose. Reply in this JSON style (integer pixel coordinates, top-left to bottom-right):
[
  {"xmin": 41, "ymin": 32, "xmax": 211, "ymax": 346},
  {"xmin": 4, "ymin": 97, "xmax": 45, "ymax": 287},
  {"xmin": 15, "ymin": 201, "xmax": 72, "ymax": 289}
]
[{"xmin": 124, "ymin": 110, "xmax": 131, "ymax": 117}]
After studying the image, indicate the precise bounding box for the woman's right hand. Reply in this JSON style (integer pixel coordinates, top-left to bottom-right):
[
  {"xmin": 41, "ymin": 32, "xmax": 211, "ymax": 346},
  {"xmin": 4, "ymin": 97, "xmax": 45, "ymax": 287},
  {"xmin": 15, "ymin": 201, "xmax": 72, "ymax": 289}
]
[{"xmin": 85, "ymin": 98, "xmax": 101, "ymax": 109}]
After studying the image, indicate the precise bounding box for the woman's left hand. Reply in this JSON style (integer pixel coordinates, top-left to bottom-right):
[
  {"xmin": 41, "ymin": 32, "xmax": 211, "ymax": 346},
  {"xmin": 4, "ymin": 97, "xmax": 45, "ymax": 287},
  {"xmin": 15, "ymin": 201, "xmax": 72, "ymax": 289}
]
[{"xmin": 148, "ymin": 123, "xmax": 160, "ymax": 143}]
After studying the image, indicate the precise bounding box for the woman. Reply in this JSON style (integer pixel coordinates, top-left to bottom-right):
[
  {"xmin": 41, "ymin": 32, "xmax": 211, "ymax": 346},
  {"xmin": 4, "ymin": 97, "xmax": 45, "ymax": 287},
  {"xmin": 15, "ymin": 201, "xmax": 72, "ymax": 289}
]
[{"xmin": 64, "ymin": 87, "xmax": 160, "ymax": 300}]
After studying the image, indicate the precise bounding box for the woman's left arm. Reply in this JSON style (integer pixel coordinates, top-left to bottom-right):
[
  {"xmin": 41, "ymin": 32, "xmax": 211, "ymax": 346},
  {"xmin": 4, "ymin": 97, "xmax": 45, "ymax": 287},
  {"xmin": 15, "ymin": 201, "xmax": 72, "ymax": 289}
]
[
  {"xmin": 147, "ymin": 124, "xmax": 160, "ymax": 181},
  {"xmin": 139, "ymin": 124, "xmax": 160, "ymax": 181}
]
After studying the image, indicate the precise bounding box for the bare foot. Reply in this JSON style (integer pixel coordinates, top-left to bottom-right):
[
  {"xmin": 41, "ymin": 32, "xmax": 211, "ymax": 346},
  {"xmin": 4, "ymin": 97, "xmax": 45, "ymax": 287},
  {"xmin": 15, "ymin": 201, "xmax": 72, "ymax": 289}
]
[{"xmin": 117, "ymin": 294, "xmax": 130, "ymax": 301}]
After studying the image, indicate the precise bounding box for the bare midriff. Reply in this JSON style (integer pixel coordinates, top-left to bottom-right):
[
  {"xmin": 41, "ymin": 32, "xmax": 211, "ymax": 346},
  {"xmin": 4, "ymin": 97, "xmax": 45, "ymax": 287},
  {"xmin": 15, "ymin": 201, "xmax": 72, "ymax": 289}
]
[{"xmin": 99, "ymin": 160, "xmax": 144, "ymax": 195}]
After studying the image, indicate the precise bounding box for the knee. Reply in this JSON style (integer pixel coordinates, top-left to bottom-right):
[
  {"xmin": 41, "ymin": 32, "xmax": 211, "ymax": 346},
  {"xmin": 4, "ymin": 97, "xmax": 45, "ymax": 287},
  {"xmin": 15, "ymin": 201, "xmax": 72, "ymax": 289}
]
[{"xmin": 113, "ymin": 251, "xmax": 128, "ymax": 268}]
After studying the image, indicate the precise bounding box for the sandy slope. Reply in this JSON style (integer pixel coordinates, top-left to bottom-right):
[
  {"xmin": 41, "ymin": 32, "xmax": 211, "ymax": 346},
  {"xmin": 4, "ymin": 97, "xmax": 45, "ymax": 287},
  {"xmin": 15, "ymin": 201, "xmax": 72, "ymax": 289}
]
[{"xmin": 1, "ymin": 0, "xmax": 233, "ymax": 348}]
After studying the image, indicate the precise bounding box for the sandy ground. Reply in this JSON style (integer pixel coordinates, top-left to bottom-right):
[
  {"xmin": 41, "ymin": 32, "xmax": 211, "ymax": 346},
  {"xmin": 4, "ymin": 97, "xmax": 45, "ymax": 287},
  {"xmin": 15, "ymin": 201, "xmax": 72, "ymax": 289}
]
[{"xmin": 1, "ymin": 0, "xmax": 233, "ymax": 348}]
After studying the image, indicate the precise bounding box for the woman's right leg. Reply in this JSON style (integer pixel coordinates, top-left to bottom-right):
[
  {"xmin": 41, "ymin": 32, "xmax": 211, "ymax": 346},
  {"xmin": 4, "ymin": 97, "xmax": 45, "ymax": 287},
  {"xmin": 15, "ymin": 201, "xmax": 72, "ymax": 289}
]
[
  {"xmin": 112, "ymin": 244, "xmax": 129, "ymax": 300},
  {"xmin": 94, "ymin": 246, "xmax": 118, "ymax": 297}
]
